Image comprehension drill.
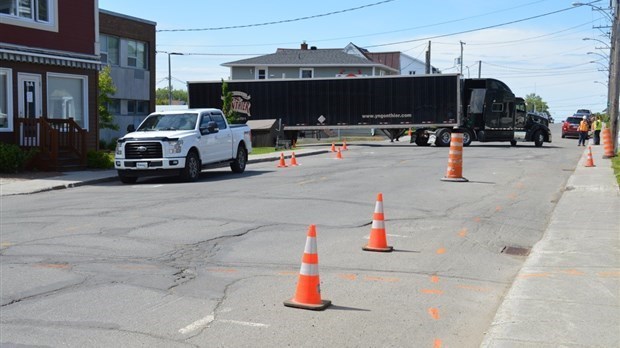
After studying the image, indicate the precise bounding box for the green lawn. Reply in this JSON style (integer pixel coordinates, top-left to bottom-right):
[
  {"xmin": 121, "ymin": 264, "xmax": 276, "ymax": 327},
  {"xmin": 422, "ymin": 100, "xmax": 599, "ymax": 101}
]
[{"xmin": 612, "ymin": 151, "xmax": 620, "ymax": 186}]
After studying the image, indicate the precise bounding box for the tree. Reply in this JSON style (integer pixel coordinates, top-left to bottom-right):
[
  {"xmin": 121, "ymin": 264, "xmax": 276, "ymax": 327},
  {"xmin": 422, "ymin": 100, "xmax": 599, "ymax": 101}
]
[
  {"xmin": 221, "ymin": 79, "xmax": 239, "ymax": 124},
  {"xmin": 155, "ymin": 88, "xmax": 188, "ymax": 105},
  {"xmin": 524, "ymin": 93, "xmax": 549, "ymax": 114},
  {"xmin": 98, "ymin": 66, "xmax": 119, "ymax": 131}
]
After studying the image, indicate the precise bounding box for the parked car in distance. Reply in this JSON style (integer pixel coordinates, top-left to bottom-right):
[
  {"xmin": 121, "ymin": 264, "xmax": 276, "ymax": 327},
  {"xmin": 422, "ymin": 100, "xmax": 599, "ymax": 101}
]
[
  {"xmin": 562, "ymin": 115, "xmax": 584, "ymax": 138},
  {"xmin": 575, "ymin": 109, "xmax": 592, "ymax": 116}
]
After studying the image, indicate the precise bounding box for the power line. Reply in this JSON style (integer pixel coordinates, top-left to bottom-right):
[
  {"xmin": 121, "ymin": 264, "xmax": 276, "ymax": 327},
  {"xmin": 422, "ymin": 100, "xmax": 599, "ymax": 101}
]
[
  {"xmin": 156, "ymin": 0, "xmax": 396, "ymax": 32},
  {"xmin": 364, "ymin": 5, "xmax": 577, "ymax": 48}
]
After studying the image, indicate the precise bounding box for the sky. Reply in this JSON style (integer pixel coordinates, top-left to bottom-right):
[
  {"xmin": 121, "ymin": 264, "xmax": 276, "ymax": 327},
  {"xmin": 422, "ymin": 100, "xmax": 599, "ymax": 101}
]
[{"xmin": 98, "ymin": 0, "xmax": 615, "ymax": 120}]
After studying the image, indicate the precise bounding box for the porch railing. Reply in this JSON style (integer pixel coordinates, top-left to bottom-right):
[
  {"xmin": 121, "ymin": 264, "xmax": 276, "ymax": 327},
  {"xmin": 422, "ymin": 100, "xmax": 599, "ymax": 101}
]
[{"xmin": 15, "ymin": 117, "xmax": 87, "ymax": 170}]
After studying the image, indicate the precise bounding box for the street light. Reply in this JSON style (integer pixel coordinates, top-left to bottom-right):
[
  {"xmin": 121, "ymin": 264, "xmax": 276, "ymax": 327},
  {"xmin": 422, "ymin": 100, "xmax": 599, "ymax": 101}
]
[
  {"xmin": 583, "ymin": 37, "xmax": 611, "ymax": 49},
  {"xmin": 575, "ymin": 1, "xmax": 618, "ymax": 156},
  {"xmin": 588, "ymin": 51, "xmax": 611, "ymax": 63},
  {"xmin": 161, "ymin": 51, "xmax": 184, "ymax": 105},
  {"xmin": 595, "ymin": 80, "xmax": 609, "ymax": 87},
  {"xmin": 590, "ymin": 60, "xmax": 610, "ymax": 71}
]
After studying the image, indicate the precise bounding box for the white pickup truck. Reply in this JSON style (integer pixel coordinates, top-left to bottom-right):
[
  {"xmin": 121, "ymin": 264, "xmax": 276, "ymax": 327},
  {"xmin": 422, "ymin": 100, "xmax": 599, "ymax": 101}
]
[{"xmin": 114, "ymin": 108, "xmax": 252, "ymax": 184}]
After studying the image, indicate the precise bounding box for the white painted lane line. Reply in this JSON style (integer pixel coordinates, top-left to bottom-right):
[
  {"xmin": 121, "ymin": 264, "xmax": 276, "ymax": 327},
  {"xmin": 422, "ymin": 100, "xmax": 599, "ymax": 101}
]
[
  {"xmin": 219, "ymin": 319, "xmax": 269, "ymax": 328},
  {"xmin": 179, "ymin": 315, "xmax": 215, "ymax": 334}
]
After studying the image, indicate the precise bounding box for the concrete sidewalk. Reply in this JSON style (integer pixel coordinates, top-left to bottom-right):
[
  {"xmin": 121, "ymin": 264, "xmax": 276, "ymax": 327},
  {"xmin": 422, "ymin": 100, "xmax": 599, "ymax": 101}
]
[
  {"xmin": 0, "ymin": 147, "xmax": 327, "ymax": 196},
  {"xmin": 481, "ymin": 144, "xmax": 620, "ymax": 347}
]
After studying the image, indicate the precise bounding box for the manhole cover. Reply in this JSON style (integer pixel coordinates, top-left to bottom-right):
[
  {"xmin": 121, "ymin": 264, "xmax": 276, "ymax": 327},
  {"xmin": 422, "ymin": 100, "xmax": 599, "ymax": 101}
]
[{"xmin": 501, "ymin": 246, "xmax": 530, "ymax": 256}]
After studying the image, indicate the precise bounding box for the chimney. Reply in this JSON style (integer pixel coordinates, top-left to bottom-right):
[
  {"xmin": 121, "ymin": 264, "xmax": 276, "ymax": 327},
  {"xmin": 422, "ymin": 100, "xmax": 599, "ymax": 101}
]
[
  {"xmin": 301, "ymin": 41, "xmax": 308, "ymax": 50},
  {"xmin": 310, "ymin": 46, "xmax": 317, "ymax": 50}
]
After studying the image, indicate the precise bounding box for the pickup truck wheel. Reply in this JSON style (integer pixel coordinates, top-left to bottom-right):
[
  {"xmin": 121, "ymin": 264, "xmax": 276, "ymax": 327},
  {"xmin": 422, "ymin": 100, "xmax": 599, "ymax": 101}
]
[
  {"xmin": 533, "ymin": 131, "xmax": 544, "ymax": 147},
  {"xmin": 435, "ymin": 128, "xmax": 451, "ymax": 147},
  {"xmin": 181, "ymin": 151, "xmax": 201, "ymax": 182},
  {"xmin": 230, "ymin": 145, "xmax": 248, "ymax": 173},
  {"xmin": 118, "ymin": 171, "xmax": 138, "ymax": 184}
]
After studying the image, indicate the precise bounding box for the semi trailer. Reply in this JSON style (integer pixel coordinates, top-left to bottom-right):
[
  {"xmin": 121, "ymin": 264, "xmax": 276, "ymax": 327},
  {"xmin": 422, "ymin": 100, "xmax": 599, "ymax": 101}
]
[{"xmin": 187, "ymin": 74, "xmax": 550, "ymax": 147}]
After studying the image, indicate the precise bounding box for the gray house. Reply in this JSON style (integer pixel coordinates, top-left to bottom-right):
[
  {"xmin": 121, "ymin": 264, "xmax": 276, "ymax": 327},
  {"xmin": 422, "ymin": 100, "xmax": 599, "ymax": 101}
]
[{"xmin": 223, "ymin": 42, "xmax": 399, "ymax": 80}]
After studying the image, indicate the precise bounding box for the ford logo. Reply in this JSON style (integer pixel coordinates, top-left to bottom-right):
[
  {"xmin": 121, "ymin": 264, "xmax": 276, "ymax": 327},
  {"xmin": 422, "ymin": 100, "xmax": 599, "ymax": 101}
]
[{"xmin": 137, "ymin": 146, "xmax": 147, "ymax": 152}]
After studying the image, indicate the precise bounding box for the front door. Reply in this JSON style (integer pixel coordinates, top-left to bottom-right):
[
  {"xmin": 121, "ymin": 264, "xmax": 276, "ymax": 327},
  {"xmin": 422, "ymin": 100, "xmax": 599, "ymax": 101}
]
[{"xmin": 17, "ymin": 73, "xmax": 42, "ymax": 146}]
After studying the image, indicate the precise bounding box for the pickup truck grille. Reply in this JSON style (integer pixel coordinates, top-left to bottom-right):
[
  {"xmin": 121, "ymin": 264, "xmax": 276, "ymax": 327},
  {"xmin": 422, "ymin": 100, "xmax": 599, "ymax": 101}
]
[{"xmin": 125, "ymin": 142, "xmax": 163, "ymax": 159}]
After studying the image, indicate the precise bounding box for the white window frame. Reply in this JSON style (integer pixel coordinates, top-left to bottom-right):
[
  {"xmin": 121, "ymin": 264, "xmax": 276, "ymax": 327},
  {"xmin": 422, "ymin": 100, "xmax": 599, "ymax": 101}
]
[
  {"xmin": 256, "ymin": 67, "xmax": 267, "ymax": 80},
  {"xmin": 100, "ymin": 34, "xmax": 120, "ymax": 66},
  {"xmin": 127, "ymin": 39, "xmax": 147, "ymax": 69},
  {"xmin": 0, "ymin": 68, "xmax": 14, "ymax": 132},
  {"xmin": 300, "ymin": 68, "xmax": 314, "ymax": 79},
  {"xmin": 0, "ymin": 0, "xmax": 58, "ymax": 32},
  {"xmin": 46, "ymin": 72, "xmax": 89, "ymax": 130}
]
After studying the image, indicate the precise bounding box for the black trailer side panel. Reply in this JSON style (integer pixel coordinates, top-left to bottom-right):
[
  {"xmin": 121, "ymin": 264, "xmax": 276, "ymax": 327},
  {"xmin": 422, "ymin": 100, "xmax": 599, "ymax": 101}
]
[{"xmin": 188, "ymin": 75, "xmax": 460, "ymax": 128}]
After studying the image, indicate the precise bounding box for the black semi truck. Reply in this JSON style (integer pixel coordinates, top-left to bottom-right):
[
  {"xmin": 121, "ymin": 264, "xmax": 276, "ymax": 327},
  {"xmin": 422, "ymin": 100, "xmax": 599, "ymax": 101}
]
[{"xmin": 187, "ymin": 74, "xmax": 551, "ymax": 147}]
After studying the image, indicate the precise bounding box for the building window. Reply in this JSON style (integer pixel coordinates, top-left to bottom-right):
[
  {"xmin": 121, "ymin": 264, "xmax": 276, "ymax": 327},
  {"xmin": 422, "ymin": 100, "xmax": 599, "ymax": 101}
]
[
  {"xmin": 0, "ymin": 0, "xmax": 54, "ymax": 24},
  {"xmin": 408, "ymin": 71, "xmax": 416, "ymax": 75},
  {"xmin": 126, "ymin": 100, "xmax": 149, "ymax": 115},
  {"xmin": 300, "ymin": 68, "xmax": 313, "ymax": 79},
  {"xmin": 47, "ymin": 73, "xmax": 88, "ymax": 129},
  {"xmin": 0, "ymin": 68, "xmax": 13, "ymax": 131},
  {"xmin": 127, "ymin": 40, "xmax": 147, "ymax": 69},
  {"xmin": 257, "ymin": 68, "xmax": 266, "ymax": 80},
  {"xmin": 106, "ymin": 99, "xmax": 120, "ymax": 114},
  {"xmin": 100, "ymin": 35, "xmax": 120, "ymax": 65}
]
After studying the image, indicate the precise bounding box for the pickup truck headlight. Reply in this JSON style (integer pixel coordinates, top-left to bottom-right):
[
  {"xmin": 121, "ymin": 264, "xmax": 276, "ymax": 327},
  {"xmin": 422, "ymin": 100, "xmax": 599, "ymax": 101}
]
[
  {"xmin": 115, "ymin": 142, "xmax": 123, "ymax": 156},
  {"xmin": 168, "ymin": 139, "xmax": 184, "ymax": 154}
]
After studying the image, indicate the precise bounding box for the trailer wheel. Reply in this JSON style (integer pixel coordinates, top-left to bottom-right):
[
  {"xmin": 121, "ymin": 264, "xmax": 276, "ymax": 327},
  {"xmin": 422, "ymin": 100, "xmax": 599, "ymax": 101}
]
[
  {"xmin": 181, "ymin": 151, "xmax": 201, "ymax": 182},
  {"xmin": 510, "ymin": 140, "xmax": 517, "ymax": 146},
  {"xmin": 415, "ymin": 131, "xmax": 430, "ymax": 146},
  {"xmin": 533, "ymin": 130, "xmax": 544, "ymax": 147},
  {"xmin": 435, "ymin": 128, "xmax": 451, "ymax": 147},
  {"xmin": 463, "ymin": 130, "xmax": 473, "ymax": 147},
  {"xmin": 230, "ymin": 144, "xmax": 248, "ymax": 173}
]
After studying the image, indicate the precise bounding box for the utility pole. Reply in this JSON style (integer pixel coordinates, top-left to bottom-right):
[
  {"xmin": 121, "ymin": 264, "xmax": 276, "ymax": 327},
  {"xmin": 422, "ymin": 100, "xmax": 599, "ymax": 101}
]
[
  {"xmin": 478, "ymin": 60, "xmax": 482, "ymax": 78},
  {"xmin": 610, "ymin": 0, "xmax": 619, "ymax": 156},
  {"xmin": 460, "ymin": 41, "xmax": 465, "ymax": 75},
  {"xmin": 425, "ymin": 41, "xmax": 431, "ymax": 74}
]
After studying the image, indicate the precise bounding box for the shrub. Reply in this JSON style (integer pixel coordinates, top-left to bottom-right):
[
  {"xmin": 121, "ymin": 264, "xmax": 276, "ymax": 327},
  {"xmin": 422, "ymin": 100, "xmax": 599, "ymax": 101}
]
[
  {"xmin": 0, "ymin": 143, "xmax": 38, "ymax": 173},
  {"xmin": 87, "ymin": 150, "xmax": 114, "ymax": 169}
]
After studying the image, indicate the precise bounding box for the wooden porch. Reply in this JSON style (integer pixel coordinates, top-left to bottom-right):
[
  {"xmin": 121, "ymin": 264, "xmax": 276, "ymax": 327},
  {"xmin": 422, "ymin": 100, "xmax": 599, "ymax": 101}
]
[{"xmin": 15, "ymin": 118, "xmax": 88, "ymax": 171}]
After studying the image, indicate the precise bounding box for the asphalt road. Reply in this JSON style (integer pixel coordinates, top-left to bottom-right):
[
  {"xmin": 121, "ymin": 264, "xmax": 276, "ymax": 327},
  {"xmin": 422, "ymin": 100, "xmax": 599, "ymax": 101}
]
[{"xmin": 1, "ymin": 124, "xmax": 584, "ymax": 347}]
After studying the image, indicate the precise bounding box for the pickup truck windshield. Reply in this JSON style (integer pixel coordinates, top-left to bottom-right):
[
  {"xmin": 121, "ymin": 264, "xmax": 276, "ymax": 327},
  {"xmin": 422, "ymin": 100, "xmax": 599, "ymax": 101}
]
[{"xmin": 137, "ymin": 113, "xmax": 198, "ymax": 131}]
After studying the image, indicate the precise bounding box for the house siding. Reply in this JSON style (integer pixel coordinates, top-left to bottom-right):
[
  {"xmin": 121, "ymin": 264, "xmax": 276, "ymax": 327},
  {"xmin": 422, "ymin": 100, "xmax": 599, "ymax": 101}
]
[{"xmin": 0, "ymin": 0, "xmax": 96, "ymax": 55}]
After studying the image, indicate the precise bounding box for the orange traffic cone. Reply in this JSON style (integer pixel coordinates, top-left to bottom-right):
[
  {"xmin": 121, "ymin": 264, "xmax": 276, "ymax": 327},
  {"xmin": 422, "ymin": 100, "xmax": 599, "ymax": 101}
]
[
  {"xmin": 441, "ymin": 130, "xmax": 468, "ymax": 182},
  {"xmin": 289, "ymin": 152, "xmax": 299, "ymax": 166},
  {"xmin": 601, "ymin": 128, "xmax": 615, "ymax": 158},
  {"xmin": 277, "ymin": 153, "xmax": 287, "ymax": 168},
  {"xmin": 331, "ymin": 143, "xmax": 336, "ymax": 152},
  {"xmin": 363, "ymin": 193, "xmax": 393, "ymax": 252},
  {"xmin": 585, "ymin": 146, "xmax": 596, "ymax": 167},
  {"xmin": 335, "ymin": 148, "xmax": 343, "ymax": 160},
  {"xmin": 284, "ymin": 224, "xmax": 331, "ymax": 310},
  {"xmin": 342, "ymin": 139, "xmax": 348, "ymax": 151}
]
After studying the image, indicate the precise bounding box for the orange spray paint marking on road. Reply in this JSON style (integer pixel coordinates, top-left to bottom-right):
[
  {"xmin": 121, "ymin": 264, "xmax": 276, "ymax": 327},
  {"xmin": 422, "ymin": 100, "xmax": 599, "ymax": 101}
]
[
  {"xmin": 495, "ymin": 206, "xmax": 502, "ymax": 212},
  {"xmin": 598, "ymin": 271, "xmax": 620, "ymax": 278},
  {"xmin": 436, "ymin": 248, "xmax": 446, "ymax": 255},
  {"xmin": 428, "ymin": 308, "xmax": 440, "ymax": 320},
  {"xmin": 430, "ymin": 275, "xmax": 440, "ymax": 283},
  {"xmin": 458, "ymin": 228, "xmax": 468, "ymax": 237},
  {"xmin": 421, "ymin": 289, "xmax": 443, "ymax": 295},
  {"xmin": 338, "ymin": 274, "xmax": 357, "ymax": 281},
  {"xmin": 364, "ymin": 276, "xmax": 400, "ymax": 283},
  {"xmin": 434, "ymin": 338, "xmax": 442, "ymax": 348},
  {"xmin": 560, "ymin": 269, "xmax": 585, "ymax": 276},
  {"xmin": 473, "ymin": 217, "xmax": 481, "ymax": 222},
  {"xmin": 508, "ymin": 193, "xmax": 518, "ymax": 200}
]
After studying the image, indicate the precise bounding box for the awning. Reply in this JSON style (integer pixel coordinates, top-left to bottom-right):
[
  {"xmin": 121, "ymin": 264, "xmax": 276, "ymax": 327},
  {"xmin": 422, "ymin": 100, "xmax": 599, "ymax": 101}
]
[{"xmin": 0, "ymin": 45, "xmax": 102, "ymax": 70}]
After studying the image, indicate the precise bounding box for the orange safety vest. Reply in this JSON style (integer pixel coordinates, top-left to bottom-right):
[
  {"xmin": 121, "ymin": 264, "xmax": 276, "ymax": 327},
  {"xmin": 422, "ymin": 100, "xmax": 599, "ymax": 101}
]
[{"xmin": 578, "ymin": 120, "xmax": 589, "ymax": 132}]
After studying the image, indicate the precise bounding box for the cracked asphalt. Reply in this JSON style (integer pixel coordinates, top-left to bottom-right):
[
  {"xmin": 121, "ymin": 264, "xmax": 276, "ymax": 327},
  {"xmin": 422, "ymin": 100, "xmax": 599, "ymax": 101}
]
[{"xmin": 1, "ymin": 126, "xmax": 590, "ymax": 347}]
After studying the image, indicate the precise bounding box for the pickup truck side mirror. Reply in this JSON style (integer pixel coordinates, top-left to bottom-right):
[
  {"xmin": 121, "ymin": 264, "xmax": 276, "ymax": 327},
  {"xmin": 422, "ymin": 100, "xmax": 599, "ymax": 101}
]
[
  {"xmin": 200, "ymin": 121, "xmax": 219, "ymax": 134},
  {"xmin": 127, "ymin": 124, "xmax": 136, "ymax": 132}
]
